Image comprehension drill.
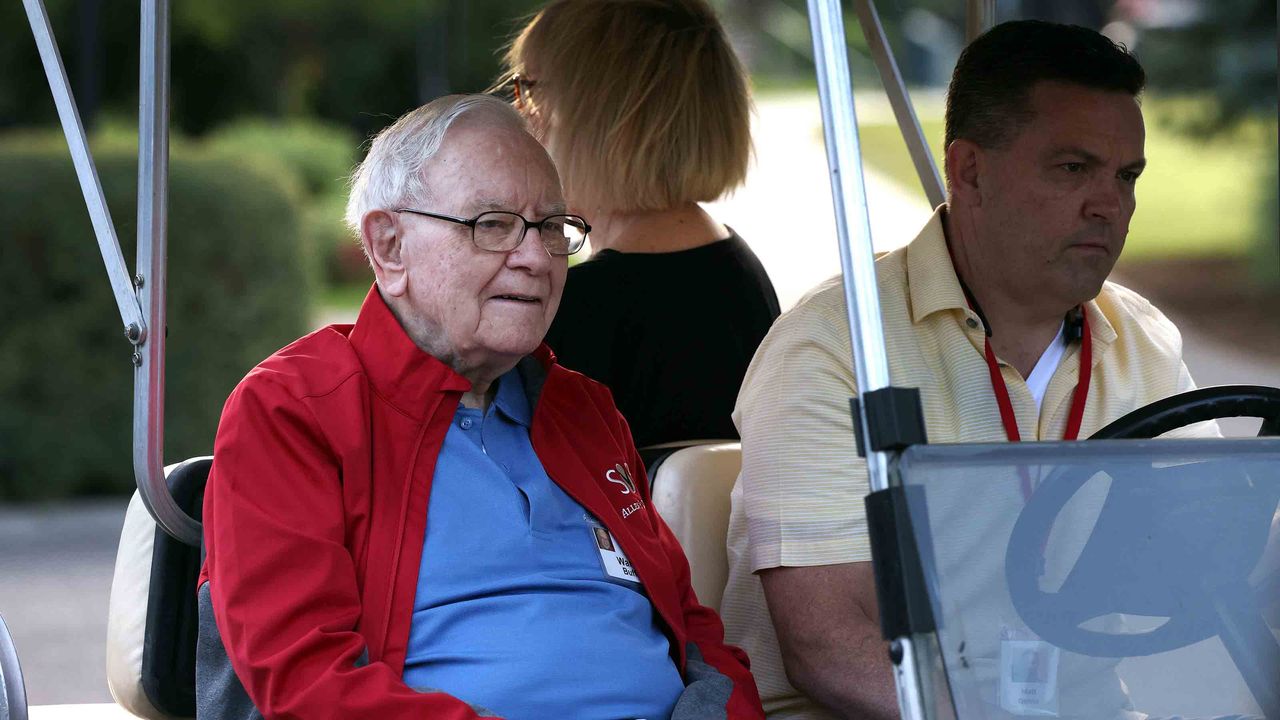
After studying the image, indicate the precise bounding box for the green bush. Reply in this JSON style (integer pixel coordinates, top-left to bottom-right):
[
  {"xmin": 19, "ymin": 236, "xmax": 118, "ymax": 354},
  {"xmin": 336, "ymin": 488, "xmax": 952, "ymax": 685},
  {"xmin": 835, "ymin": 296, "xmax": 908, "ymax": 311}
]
[
  {"xmin": 206, "ymin": 118, "xmax": 355, "ymax": 198},
  {"xmin": 308, "ymin": 192, "xmax": 369, "ymax": 284},
  {"xmin": 207, "ymin": 117, "xmax": 364, "ymax": 285},
  {"xmin": 0, "ymin": 137, "xmax": 313, "ymax": 500}
]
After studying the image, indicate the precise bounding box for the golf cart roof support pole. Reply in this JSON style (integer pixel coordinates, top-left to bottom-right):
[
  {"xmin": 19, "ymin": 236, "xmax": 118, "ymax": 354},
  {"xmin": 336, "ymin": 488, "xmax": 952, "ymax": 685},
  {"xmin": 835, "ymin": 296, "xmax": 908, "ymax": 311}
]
[
  {"xmin": 21, "ymin": 0, "xmax": 145, "ymax": 340},
  {"xmin": 966, "ymin": 0, "xmax": 997, "ymax": 42},
  {"xmin": 805, "ymin": 0, "xmax": 893, "ymax": 492},
  {"xmin": 807, "ymin": 2, "xmax": 928, "ymax": 718},
  {"xmin": 850, "ymin": 0, "xmax": 945, "ymax": 209},
  {"xmin": 0, "ymin": 614, "xmax": 29, "ymax": 720},
  {"xmin": 134, "ymin": 0, "xmax": 200, "ymax": 546}
]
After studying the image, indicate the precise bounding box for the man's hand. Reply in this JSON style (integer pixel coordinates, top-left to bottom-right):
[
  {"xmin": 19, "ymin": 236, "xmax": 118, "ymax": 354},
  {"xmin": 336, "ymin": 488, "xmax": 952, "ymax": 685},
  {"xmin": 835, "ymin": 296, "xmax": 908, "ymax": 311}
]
[{"xmin": 759, "ymin": 561, "xmax": 898, "ymax": 720}]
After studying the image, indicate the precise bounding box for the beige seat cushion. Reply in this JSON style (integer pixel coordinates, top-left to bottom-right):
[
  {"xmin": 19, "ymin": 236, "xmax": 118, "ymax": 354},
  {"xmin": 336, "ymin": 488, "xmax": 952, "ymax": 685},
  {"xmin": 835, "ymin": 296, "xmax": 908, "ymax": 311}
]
[
  {"xmin": 650, "ymin": 442, "xmax": 741, "ymax": 612},
  {"xmin": 105, "ymin": 491, "xmax": 179, "ymax": 720}
]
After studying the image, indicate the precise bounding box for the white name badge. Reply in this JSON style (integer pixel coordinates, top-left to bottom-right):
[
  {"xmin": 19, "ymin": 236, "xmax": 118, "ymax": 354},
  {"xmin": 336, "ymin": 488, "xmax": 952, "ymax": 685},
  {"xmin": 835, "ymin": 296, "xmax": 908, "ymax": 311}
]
[
  {"xmin": 999, "ymin": 638, "xmax": 1060, "ymax": 716},
  {"xmin": 587, "ymin": 516, "xmax": 641, "ymax": 585}
]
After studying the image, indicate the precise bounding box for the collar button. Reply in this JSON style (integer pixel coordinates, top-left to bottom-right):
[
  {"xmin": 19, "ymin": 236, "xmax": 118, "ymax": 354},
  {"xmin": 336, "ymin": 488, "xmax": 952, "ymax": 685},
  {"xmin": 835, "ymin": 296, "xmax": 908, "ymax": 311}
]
[{"xmin": 966, "ymin": 317, "xmax": 979, "ymax": 329}]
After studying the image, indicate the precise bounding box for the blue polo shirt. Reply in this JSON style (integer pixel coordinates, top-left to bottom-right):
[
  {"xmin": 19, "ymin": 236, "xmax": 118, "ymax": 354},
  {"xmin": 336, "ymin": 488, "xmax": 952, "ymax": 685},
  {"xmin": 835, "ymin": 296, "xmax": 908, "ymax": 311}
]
[{"xmin": 401, "ymin": 367, "xmax": 685, "ymax": 720}]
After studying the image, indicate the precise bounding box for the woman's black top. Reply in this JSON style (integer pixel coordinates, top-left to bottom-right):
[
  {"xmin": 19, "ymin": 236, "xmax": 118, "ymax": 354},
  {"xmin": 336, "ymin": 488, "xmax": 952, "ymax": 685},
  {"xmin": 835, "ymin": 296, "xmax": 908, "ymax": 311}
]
[{"xmin": 544, "ymin": 231, "xmax": 781, "ymax": 448}]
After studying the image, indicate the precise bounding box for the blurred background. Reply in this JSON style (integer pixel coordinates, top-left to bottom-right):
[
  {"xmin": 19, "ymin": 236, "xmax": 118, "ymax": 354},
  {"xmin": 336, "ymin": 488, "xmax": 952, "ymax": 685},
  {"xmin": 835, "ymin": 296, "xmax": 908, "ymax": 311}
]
[{"xmin": 0, "ymin": 0, "xmax": 1276, "ymax": 706}]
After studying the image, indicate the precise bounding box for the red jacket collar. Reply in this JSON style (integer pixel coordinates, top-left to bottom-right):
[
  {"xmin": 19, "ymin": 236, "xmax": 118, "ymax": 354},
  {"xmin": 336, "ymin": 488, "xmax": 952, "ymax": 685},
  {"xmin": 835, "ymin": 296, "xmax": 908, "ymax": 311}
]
[
  {"xmin": 347, "ymin": 285, "xmax": 471, "ymax": 420},
  {"xmin": 346, "ymin": 284, "xmax": 561, "ymax": 421}
]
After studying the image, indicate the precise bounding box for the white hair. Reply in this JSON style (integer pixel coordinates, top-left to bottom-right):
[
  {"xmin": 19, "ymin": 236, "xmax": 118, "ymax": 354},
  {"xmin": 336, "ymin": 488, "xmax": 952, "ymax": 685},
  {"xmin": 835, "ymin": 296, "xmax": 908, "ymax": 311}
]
[{"xmin": 344, "ymin": 94, "xmax": 528, "ymax": 234}]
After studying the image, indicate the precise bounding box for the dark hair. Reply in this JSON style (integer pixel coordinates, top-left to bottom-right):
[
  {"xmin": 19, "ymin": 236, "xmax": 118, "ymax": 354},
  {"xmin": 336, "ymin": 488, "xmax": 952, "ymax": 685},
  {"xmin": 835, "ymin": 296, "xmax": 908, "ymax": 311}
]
[{"xmin": 944, "ymin": 20, "xmax": 1146, "ymax": 149}]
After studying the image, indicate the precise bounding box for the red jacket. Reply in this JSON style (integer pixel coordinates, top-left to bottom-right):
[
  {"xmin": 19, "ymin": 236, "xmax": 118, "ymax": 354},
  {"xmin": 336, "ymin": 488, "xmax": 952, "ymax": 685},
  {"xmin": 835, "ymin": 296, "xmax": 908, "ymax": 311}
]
[{"xmin": 199, "ymin": 288, "xmax": 763, "ymax": 719}]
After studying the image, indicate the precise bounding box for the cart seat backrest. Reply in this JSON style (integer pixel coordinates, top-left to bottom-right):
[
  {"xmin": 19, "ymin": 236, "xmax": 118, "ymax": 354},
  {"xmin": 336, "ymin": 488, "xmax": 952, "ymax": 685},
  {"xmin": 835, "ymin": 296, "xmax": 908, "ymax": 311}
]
[
  {"xmin": 639, "ymin": 439, "xmax": 735, "ymax": 479},
  {"xmin": 649, "ymin": 442, "xmax": 741, "ymax": 612},
  {"xmin": 106, "ymin": 457, "xmax": 209, "ymax": 720},
  {"xmin": 103, "ymin": 444, "xmax": 741, "ymax": 717}
]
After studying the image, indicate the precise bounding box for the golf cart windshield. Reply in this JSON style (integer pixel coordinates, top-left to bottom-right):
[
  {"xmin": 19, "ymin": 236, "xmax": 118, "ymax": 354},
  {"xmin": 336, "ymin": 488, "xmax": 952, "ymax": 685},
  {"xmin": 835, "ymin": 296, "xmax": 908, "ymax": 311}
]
[
  {"xmin": 9, "ymin": 0, "xmax": 1277, "ymax": 719},
  {"xmin": 894, "ymin": 437, "xmax": 1280, "ymax": 719}
]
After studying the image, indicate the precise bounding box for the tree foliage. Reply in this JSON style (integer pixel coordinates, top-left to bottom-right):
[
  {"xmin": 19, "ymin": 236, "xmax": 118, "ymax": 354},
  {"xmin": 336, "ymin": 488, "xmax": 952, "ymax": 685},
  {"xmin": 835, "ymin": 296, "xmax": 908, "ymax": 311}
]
[
  {"xmin": 2, "ymin": 0, "xmax": 541, "ymax": 138},
  {"xmin": 1137, "ymin": 0, "xmax": 1277, "ymax": 134},
  {"xmin": 0, "ymin": 136, "xmax": 312, "ymax": 499}
]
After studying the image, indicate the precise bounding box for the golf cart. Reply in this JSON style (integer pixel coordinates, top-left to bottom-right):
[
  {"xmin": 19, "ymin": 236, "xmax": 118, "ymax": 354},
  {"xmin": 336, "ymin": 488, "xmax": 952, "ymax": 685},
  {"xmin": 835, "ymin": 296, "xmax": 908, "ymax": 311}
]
[{"xmin": 5, "ymin": 0, "xmax": 1279, "ymax": 717}]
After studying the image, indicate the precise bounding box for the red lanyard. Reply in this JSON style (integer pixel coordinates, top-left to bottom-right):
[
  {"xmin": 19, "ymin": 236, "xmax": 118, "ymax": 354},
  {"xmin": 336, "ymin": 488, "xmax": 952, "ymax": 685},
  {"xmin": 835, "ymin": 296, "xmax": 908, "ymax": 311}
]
[
  {"xmin": 944, "ymin": 236, "xmax": 1094, "ymax": 498},
  {"xmin": 982, "ymin": 309, "xmax": 1091, "ymax": 443},
  {"xmin": 979, "ymin": 309, "xmax": 1092, "ymax": 500}
]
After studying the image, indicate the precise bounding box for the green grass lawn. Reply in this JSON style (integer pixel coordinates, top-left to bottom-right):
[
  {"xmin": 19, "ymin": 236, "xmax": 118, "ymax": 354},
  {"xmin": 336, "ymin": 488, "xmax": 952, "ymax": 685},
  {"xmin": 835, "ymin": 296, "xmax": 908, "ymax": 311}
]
[{"xmin": 854, "ymin": 96, "xmax": 1276, "ymax": 260}]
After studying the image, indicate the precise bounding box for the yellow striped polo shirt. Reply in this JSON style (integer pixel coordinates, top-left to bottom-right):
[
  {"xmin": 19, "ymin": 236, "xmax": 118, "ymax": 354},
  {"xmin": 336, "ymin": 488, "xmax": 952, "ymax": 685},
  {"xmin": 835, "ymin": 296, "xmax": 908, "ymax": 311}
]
[{"xmin": 720, "ymin": 207, "xmax": 1205, "ymax": 719}]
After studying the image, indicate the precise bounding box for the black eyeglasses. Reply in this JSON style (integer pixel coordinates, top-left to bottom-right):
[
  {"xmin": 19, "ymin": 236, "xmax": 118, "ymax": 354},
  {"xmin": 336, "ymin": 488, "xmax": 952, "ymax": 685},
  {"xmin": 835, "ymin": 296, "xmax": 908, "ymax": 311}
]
[{"xmin": 396, "ymin": 208, "xmax": 590, "ymax": 256}]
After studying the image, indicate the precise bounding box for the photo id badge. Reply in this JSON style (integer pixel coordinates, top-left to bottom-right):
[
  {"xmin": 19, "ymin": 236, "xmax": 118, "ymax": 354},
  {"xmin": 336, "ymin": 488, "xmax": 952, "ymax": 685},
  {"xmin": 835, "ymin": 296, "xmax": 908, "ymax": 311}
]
[
  {"xmin": 586, "ymin": 515, "xmax": 641, "ymax": 586},
  {"xmin": 999, "ymin": 631, "xmax": 1060, "ymax": 716}
]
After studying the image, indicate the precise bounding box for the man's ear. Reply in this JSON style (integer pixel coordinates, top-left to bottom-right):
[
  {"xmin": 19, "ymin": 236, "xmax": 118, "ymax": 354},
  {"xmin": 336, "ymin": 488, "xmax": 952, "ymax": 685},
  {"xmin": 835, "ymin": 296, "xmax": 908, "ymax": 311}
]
[
  {"xmin": 944, "ymin": 139, "xmax": 983, "ymax": 207},
  {"xmin": 362, "ymin": 209, "xmax": 408, "ymax": 297}
]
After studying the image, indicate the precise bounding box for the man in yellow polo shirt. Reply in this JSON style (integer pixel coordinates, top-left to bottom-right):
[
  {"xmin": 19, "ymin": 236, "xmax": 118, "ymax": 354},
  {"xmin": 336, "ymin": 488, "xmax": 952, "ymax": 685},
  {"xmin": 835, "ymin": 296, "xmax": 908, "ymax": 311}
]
[{"xmin": 720, "ymin": 20, "xmax": 1214, "ymax": 719}]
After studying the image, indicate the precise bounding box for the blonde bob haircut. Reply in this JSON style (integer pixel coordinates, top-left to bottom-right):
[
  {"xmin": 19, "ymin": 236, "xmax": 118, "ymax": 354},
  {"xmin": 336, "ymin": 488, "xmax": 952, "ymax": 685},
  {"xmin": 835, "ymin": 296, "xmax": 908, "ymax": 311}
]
[{"xmin": 504, "ymin": 0, "xmax": 752, "ymax": 213}]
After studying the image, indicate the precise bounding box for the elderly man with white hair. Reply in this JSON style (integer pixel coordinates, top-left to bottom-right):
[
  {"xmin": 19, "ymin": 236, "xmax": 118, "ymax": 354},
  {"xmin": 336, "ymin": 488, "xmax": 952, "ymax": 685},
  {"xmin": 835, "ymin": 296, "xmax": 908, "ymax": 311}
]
[{"xmin": 196, "ymin": 94, "xmax": 764, "ymax": 720}]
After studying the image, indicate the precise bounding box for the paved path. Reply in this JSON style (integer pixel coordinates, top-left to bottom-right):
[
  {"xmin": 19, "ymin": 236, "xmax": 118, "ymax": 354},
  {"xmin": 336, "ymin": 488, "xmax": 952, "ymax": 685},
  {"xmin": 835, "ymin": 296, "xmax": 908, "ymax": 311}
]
[
  {"xmin": 707, "ymin": 90, "xmax": 936, "ymax": 310},
  {"xmin": 2, "ymin": 91, "xmax": 1275, "ymax": 710},
  {"xmin": 0, "ymin": 500, "xmax": 128, "ymax": 705}
]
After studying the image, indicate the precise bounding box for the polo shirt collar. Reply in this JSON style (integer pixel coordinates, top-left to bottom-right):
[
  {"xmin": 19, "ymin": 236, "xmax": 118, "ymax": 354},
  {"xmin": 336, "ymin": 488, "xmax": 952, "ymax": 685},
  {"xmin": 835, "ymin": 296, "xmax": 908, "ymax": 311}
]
[
  {"xmin": 348, "ymin": 284, "xmax": 471, "ymax": 419},
  {"xmin": 492, "ymin": 367, "xmax": 533, "ymax": 427},
  {"xmin": 906, "ymin": 205, "xmax": 969, "ymax": 324},
  {"xmin": 904, "ymin": 206, "xmax": 1120, "ymax": 358},
  {"xmin": 1082, "ymin": 296, "xmax": 1118, "ymax": 363}
]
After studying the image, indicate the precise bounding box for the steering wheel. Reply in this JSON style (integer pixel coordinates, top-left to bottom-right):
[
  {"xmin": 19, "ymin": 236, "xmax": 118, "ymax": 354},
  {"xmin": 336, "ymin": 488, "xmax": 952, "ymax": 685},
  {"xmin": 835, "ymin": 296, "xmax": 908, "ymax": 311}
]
[
  {"xmin": 1087, "ymin": 385, "xmax": 1280, "ymax": 439},
  {"xmin": 1005, "ymin": 385, "xmax": 1280, "ymax": 658}
]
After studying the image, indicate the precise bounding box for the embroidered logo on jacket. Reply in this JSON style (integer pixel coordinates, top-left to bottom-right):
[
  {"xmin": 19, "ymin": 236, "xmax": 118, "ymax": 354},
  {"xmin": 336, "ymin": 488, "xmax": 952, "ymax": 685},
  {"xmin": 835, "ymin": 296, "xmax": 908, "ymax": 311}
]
[
  {"xmin": 605, "ymin": 462, "xmax": 644, "ymax": 518},
  {"xmin": 605, "ymin": 462, "xmax": 637, "ymax": 495}
]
